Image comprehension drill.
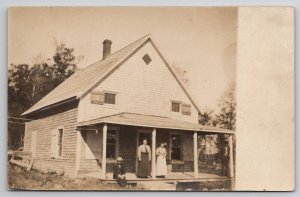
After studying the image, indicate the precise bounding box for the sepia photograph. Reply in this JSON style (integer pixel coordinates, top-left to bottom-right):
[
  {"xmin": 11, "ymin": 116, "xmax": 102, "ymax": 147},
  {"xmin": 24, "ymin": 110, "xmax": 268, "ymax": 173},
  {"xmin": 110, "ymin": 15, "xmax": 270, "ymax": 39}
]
[{"xmin": 7, "ymin": 6, "xmax": 294, "ymax": 191}]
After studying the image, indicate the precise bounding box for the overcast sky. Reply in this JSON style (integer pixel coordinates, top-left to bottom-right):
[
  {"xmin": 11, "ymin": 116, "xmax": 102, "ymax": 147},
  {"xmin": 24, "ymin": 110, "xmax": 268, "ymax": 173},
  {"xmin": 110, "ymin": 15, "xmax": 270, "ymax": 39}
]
[{"xmin": 9, "ymin": 7, "xmax": 237, "ymax": 112}]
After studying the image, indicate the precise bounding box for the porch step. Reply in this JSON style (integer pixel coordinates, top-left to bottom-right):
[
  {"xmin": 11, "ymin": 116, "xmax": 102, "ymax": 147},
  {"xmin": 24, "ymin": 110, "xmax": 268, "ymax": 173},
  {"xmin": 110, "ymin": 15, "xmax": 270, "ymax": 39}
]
[{"xmin": 137, "ymin": 181, "xmax": 176, "ymax": 191}]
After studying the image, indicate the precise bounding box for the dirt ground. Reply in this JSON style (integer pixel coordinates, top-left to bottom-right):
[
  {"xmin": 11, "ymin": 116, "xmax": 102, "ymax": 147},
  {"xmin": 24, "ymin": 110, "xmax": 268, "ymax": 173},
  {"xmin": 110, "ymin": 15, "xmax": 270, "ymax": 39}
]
[{"xmin": 8, "ymin": 164, "xmax": 138, "ymax": 191}]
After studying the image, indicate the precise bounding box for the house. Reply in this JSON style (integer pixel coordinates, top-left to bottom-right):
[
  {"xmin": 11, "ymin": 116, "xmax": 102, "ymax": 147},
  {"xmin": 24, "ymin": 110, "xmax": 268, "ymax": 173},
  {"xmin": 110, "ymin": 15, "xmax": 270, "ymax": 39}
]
[{"xmin": 21, "ymin": 34, "xmax": 235, "ymax": 180}]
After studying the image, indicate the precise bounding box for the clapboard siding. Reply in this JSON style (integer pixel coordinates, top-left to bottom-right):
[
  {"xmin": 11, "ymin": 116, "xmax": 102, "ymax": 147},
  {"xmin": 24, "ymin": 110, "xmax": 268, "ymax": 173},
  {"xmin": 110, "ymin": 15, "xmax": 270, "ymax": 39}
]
[
  {"xmin": 23, "ymin": 106, "xmax": 78, "ymax": 177},
  {"xmin": 78, "ymin": 42, "xmax": 198, "ymax": 124}
]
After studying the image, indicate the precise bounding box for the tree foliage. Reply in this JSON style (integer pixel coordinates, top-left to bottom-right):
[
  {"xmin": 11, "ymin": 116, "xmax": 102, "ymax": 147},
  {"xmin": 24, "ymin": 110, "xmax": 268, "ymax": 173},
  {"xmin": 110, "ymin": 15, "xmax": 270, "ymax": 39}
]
[
  {"xmin": 215, "ymin": 83, "xmax": 236, "ymax": 130},
  {"xmin": 198, "ymin": 84, "xmax": 236, "ymax": 131},
  {"xmin": 8, "ymin": 43, "xmax": 79, "ymax": 149}
]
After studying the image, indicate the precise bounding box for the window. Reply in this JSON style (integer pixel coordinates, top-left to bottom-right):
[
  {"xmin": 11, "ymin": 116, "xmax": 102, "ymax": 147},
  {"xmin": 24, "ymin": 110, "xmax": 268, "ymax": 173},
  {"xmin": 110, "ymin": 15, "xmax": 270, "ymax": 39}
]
[
  {"xmin": 50, "ymin": 128, "xmax": 63, "ymax": 158},
  {"xmin": 58, "ymin": 129, "xmax": 63, "ymax": 157},
  {"xmin": 171, "ymin": 101, "xmax": 181, "ymax": 112},
  {"xmin": 106, "ymin": 129, "xmax": 118, "ymax": 159},
  {"xmin": 170, "ymin": 134, "xmax": 182, "ymax": 160},
  {"xmin": 142, "ymin": 54, "xmax": 152, "ymax": 65},
  {"xmin": 91, "ymin": 91, "xmax": 104, "ymax": 105},
  {"xmin": 90, "ymin": 91, "xmax": 117, "ymax": 105},
  {"xmin": 181, "ymin": 103, "xmax": 191, "ymax": 115},
  {"xmin": 104, "ymin": 93, "xmax": 116, "ymax": 104}
]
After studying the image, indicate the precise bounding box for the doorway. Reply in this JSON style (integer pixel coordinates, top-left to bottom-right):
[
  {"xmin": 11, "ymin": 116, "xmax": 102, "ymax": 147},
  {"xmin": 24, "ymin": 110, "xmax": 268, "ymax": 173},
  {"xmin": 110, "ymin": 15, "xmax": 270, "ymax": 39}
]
[{"xmin": 136, "ymin": 129, "xmax": 152, "ymax": 172}]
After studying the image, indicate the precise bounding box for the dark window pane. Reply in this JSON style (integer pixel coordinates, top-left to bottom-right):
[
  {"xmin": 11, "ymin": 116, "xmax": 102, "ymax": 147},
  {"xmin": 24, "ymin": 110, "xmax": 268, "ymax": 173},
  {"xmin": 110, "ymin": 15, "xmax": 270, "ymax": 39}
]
[
  {"xmin": 106, "ymin": 144, "xmax": 116, "ymax": 159},
  {"xmin": 58, "ymin": 129, "xmax": 63, "ymax": 157},
  {"xmin": 106, "ymin": 130, "xmax": 117, "ymax": 159},
  {"xmin": 143, "ymin": 54, "xmax": 152, "ymax": 65},
  {"xmin": 172, "ymin": 102, "xmax": 180, "ymax": 112},
  {"xmin": 171, "ymin": 134, "xmax": 182, "ymax": 160},
  {"xmin": 104, "ymin": 93, "xmax": 116, "ymax": 104}
]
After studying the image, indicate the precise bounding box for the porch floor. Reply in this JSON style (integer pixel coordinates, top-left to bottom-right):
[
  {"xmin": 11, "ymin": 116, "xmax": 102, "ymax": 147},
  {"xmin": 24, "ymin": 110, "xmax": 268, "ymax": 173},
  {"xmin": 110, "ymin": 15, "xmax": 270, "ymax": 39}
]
[{"xmin": 80, "ymin": 171, "xmax": 229, "ymax": 182}]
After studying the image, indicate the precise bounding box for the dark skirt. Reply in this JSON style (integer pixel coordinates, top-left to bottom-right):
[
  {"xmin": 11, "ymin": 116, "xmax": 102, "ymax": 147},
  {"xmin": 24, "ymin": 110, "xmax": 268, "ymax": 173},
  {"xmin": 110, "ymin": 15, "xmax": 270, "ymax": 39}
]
[
  {"xmin": 117, "ymin": 177, "xmax": 127, "ymax": 187},
  {"xmin": 137, "ymin": 153, "xmax": 151, "ymax": 178}
]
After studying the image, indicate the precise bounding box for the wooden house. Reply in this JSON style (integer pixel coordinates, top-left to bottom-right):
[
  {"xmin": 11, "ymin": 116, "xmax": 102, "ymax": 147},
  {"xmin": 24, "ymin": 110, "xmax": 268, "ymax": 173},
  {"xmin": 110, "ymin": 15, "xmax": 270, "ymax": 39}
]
[{"xmin": 22, "ymin": 35, "xmax": 234, "ymax": 181}]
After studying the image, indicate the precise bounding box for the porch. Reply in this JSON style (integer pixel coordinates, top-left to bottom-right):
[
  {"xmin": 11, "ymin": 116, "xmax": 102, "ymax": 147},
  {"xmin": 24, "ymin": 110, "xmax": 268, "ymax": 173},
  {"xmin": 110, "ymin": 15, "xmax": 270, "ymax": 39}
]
[
  {"xmin": 80, "ymin": 171, "xmax": 229, "ymax": 182},
  {"xmin": 74, "ymin": 113, "xmax": 235, "ymax": 182}
]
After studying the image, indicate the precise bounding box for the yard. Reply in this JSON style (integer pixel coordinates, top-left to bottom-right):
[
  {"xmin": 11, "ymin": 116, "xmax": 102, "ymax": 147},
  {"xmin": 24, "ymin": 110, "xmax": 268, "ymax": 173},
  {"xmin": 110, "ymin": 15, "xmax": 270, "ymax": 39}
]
[
  {"xmin": 8, "ymin": 163, "xmax": 232, "ymax": 191},
  {"xmin": 8, "ymin": 163, "xmax": 137, "ymax": 191}
]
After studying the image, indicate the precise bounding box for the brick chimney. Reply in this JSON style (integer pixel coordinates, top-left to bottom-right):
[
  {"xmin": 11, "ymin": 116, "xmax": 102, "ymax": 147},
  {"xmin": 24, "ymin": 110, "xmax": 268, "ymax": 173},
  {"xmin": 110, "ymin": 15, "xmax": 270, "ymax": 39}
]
[{"xmin": 102, "ymin": 39, "xmax": 112, "ymax": 60}]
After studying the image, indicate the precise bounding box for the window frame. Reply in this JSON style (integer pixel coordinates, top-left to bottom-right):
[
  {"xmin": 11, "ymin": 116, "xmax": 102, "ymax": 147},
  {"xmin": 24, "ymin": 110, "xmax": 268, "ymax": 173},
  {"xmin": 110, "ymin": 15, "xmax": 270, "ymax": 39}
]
[
  {"xmin": 104, "ymin": 92, "xmax": 116, "ymax": 105},
  {"xmin": 57, "ymin": 128, "xmax": 64, "ymax": 158},
  {"xmin": 106, "ymin": 126, "xmax": 119, "ymax": 161},
  {"xmin": 169, "ymin": 132, "xmax": 183, "ymax": 161},
  {"xmin": 142, "ymin": 53, "xmax": 152, "ymax": 65},
  {"xmin": 171, "ymin": 100, "xmax": 181, "ymax": 113},
  {"xmin": 51, "ymin": 126, "xmax": 64, "ymax": 159},
  {"xmin": 90, "ymin": 90, "xmax": 118, "ymax": 105},
  {"xmin": 90, "ymin": 91, "xmax": 105, "ymax": 105},
  {"xmin": 181, "ymin": 103, "xmax": 192, "ymax": 115}
]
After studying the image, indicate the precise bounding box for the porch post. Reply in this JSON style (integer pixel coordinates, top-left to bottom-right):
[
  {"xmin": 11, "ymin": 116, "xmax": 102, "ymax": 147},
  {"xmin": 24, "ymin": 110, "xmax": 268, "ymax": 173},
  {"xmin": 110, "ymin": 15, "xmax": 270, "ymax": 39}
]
[
  {"xmin": 151, "ymin": 128, "xmax": 156, "ymax": 178},
  {"xmin": 101, "ymin": 124, "xmax": 107, "ymax": 179},
  {"xmin": 193, "ymin": 131, "xmax": 199, "ymax": 178},
  {"xmin": 74, "ymin": 129, "xmax": 82, "ymax": 177},
  {"xmin": 228, "ymin": 134, "xmax": 234, "ymax": 178}
]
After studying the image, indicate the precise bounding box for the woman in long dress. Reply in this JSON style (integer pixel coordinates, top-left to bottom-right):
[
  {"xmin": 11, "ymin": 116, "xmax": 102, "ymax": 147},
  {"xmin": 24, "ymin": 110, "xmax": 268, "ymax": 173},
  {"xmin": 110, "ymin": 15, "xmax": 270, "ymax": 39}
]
[
  {"xmin": 137, "ymin": 139, "xmax": 151, "ymax": 178},
  {"xmin": 156, "ymin": 143, "xmax": 167, "ymax": 178}
]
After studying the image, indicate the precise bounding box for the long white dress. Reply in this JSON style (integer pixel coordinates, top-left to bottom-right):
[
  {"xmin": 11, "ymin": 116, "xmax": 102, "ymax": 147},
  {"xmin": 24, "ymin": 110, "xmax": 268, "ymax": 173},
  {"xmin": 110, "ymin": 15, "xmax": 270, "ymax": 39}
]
[{"xmin": 156, "ymin": 147, "xmax": 167, "ymax": 176}]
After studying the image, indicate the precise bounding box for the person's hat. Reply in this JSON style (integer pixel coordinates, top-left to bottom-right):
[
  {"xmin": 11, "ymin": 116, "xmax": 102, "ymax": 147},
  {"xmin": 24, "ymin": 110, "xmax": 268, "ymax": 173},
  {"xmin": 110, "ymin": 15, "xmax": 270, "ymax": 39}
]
[{"xmin": 116, "ymin": 157, "xmax": 123, "ymax": 161}]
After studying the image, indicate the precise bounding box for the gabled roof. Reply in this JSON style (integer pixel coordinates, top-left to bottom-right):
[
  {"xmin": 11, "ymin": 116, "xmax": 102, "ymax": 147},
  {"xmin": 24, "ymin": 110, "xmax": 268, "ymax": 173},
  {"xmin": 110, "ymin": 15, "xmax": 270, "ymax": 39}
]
[
  {"xmin": 22, "ymin": 34, "xmax": 200, "ymax": 116},
  {"xmin": 77, "ymin": 112, "xmax": 234, "ymax": 134}
]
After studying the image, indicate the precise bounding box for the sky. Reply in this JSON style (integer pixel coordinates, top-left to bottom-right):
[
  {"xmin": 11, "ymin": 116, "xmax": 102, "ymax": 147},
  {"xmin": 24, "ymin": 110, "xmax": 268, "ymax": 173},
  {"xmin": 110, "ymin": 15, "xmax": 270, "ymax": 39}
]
[{"xmin": 8, "ymin": 7, "xmax": 237, "ymax": 112}]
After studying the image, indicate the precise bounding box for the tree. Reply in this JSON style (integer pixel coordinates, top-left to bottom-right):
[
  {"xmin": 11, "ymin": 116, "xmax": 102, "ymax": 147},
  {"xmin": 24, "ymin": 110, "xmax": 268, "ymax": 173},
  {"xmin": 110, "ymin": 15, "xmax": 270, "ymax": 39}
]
[
  {"xmin": 198, "ymin": 110, "xmax": 218, "ymax": 126},
  {"xmin": 8, "ymin": 42, "xmax": 80, "ymax": 150},
  {"xmin": 215, "ymin": 83, "xmax": 236, "ymax": 130}
]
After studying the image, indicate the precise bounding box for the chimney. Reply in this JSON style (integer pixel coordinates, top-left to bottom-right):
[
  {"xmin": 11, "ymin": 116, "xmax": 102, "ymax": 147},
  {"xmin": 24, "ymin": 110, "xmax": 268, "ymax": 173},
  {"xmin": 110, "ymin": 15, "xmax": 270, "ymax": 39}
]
[{"xmin": 102, "ymin": 39, "xmax": 112, "ymax": 60}]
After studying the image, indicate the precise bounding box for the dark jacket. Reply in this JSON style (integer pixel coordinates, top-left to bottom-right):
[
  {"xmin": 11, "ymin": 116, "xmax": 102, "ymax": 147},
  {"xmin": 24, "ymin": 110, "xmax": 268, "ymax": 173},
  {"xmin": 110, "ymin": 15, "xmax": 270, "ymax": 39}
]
[{"xmin": 113, "ymin": 163, "xmax": 126, "ymax": 179}]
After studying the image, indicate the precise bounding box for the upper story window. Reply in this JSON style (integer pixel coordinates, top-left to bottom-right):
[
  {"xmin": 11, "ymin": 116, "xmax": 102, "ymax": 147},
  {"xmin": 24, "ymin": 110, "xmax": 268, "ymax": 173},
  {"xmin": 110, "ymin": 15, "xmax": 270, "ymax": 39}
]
[
  {"xmin": 142, "ymin": 54, "xmax": 152, "ymax": 65},
  {"xmin": 91, "ymin": 91, "xmax": 117, "ymax": 105},
  {"xmin": 104, "ymin": 93, "xmax": 116, "ymax": 104},
  {"xmin": 181, "ymin": 103, "xmax": 191, "ymax": 115},
  {"xmin": 171, "ymin": 101, "xmax": 181, "ymax": 112}
]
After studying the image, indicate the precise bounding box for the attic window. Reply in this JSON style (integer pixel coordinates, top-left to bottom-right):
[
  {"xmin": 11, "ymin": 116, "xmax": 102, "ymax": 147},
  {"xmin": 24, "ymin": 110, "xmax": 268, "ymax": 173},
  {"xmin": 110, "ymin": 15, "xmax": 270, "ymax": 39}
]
[
  {"xmin": 91, "ymin": 91, "xmax": 104, "ymax": 105},
  {"xmin": 104, "ymin": 93, "xmax": 116, "ymax": 104},
  {"xmin": 171, "ymin": 101, "xmax": 181, "ymax": 112},
  {"xmin": 181, "ymin": 103, "xmax": 191, "ymax": 115},
  {"xmin": 142, "ymin": 54, "xmax": 152, "ymax": 65}
]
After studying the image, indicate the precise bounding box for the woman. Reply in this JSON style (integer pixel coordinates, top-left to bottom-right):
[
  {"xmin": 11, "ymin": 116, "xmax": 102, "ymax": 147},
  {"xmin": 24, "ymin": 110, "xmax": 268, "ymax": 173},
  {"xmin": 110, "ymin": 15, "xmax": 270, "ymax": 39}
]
[
  {"xmin": 113, "ymin": 157, "xmax": 127, "ymax": 187},
  {"xmin": 156, "ymin": 143, "xmax": 167, "ymax": 178},
  {"xmin": 137, "ymin": 139, "xmax": 151, "ymax": 178}
]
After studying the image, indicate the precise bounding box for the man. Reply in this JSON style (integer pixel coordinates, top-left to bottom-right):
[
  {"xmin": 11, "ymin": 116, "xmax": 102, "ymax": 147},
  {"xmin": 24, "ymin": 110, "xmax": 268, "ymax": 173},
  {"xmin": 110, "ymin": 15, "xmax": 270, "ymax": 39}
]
[
  {"xmin": 221, "ymin": 144, "xmax": 230, "ymax": 176},
  {"xmin": 113, "ymin": 157, "xmax": 127, "ymax": 187}
]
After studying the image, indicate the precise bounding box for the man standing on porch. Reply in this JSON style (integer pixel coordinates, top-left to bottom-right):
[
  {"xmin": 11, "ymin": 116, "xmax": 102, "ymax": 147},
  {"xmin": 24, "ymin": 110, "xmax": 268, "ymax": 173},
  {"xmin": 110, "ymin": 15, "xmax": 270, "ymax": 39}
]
[{"xmin": 137, "ymin": 139, "xmax": 151, "ymax": 178}]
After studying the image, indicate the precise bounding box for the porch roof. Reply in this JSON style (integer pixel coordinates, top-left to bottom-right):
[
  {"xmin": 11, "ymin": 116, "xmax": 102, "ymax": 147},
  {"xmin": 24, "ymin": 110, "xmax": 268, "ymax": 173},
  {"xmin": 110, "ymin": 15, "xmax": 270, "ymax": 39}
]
[{"xmin": 77, "ymin": 113, "xmax": 234, "ymax": 134}]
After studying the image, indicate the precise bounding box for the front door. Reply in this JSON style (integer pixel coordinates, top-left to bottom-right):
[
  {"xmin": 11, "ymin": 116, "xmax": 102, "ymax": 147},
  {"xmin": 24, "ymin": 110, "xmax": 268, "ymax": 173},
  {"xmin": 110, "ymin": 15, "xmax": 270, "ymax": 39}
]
[{"xmin": 136, "ymin": 129, "xmax": 152, "ymax": 172}]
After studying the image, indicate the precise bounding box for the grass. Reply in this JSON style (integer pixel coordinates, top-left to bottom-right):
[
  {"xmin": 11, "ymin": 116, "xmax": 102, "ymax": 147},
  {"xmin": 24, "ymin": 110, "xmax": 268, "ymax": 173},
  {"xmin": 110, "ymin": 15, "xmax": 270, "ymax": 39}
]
[{"xmin": 8, "ymin": 164, "xmax": 139, "ymax": 191}]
